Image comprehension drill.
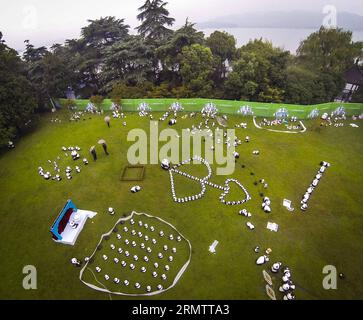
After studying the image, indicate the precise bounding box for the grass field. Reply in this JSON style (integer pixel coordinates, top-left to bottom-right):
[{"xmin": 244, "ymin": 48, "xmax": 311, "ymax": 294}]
[{"xmin": 0, "ymin": 109, "xmax": 362, "ymax": 300}]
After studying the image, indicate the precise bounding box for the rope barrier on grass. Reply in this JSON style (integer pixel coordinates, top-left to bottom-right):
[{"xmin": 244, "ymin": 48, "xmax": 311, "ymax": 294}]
[{"xmin": 253, "ymin": 116, "xmax": 307, "ymax": 133}]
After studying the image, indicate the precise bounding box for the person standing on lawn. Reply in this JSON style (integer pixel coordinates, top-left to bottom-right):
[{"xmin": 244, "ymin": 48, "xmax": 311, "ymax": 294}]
[
  {"xmin": 90, "ymin": 146, "xmax": 97, "ymax": 161},
  {"xmin": 102, "ymin": 142, "xmax": 109, "ymax": 155},
  {"xmin": 104, "ymin": 116, "xmax": 111, "ymax": 128}
]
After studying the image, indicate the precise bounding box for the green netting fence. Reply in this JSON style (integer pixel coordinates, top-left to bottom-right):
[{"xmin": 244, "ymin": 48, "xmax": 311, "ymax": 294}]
[{"xmin": 59, "ymin": 98, "xmax": 363, "ymax": 119}]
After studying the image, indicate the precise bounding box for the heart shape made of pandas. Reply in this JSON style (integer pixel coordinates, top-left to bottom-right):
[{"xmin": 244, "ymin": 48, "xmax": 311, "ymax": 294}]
[
  {"xmin": 167, "ymin": 156, "xmax": 251, "ymax": 206},
  {"xmin": 169, "ymin": 169, "xmax": 206, "ymax": 203},
  {"xmin": 171, "ymin": 156, "xmax": 212, "ymax": 182},
  {"xmin": 168, "ymin": 156, "xmax": 211, "ymax": 203},
  {"xmin": 219, "ymin": 178, "xmax": 251, "ymax": 206}
]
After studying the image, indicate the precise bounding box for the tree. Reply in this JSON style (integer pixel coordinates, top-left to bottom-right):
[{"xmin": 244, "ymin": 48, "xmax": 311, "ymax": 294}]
[
  {"xmin": 23, "ymin": 41, "xmax": 50, "ymax": 109},
  {"xmin": 102, "ymin": 36, "xmax": 154, "ymax": 92},
  {"xmin": 179, "ymin": 44, "xmax": 214, "ymax": 97},
  {"xmin": 297, "ymin": 27, "xmax": 363, "ymax": 75},
  {"xmin": 225, "ymin": 40, "xmax": 289, "ymax": 102},
  {"xmin": 0, "ymin": 34, "xmax": 37, "ymax": 147},
  {"xmin": 206, "ymin": 31, "xmax": 236, "ymax": 85},
  {"xmin": 81, "ymin": 17, "xmax": 130, "ymax": 48},
  {"xmin": 156, "ymin": 19, "xmax": 205, "ymax": 86},
  {"xmin": 148, "ymin": 83, "xmax": 172, "ymax": 98},
  {"xmin": 61, "ymin": 99, "xmax": 76, "ymax": 110},
  {"xmin": 136, "ymin": 0, "xmax": 175, "ymax": 42},
  {"xmin": 171, "ymin": 85, "xmax": 192, "ymax": 98},
  {"xmin": 89, "ymin": 95, "xmax": 104, "ymax": 111},
  {"xmin": 238, "ymin": 39, "xmax": 290, "ymax": 90},
  {"xmin": 284, "ymin": 66, "xmax": 317, "ymax": 104},
  {"xmin": 110, "ymin": 82, "xmax": 153, "ymax": 99},
  {"xmin": 110, "ymin": 94, "xmax": 122, "ymax": 107},
  {"xmin": 23, "ymin": 40, "xmax": 48, "ymax": 63},
  {"xmin": 23, "ymin": 41, "xmax": 75, "ymax": 109},
  {"xmin": 110, "ymin": 83, "xmax": 129, "ymax": 99},
  {"xmin": 295, "ymin": 27, "xmax": 363, "ymax": 102},
  {"xmin": 71, "ymin": 17, "xmax": 131, "ymax": 95},
  {"xmin": 351, "ymin": 85, "xmax": 363, "ymax": 103}
]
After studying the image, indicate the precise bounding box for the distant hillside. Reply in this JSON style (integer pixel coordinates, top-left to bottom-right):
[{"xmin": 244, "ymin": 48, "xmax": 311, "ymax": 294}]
[{"xmin": 197, "ymin": 11, "xmax": 363, "ymax": 30}]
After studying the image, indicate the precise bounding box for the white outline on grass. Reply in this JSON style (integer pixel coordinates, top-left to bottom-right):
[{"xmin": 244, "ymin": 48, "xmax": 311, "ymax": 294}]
[
  {"xmin": 253, "ymin": 116, "xmax": 307, "ymax": 134},
  {"xmin": 79, "ymin": 211, "xmax": 192, "ymax": 296}
]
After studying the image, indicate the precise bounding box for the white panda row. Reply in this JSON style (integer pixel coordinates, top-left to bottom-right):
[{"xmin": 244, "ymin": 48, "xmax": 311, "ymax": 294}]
[
  {"xmin": 101, "ymin": 252, "xmax": 174, "ymax": 266},
  {"xmin": 220, "ymin": 179, "xmax": 251, "ymax": 206},
  {"xmin": 97, "ymin": 274, "xmax": 165, "ymax": 293},
  {"xmin": 62, "ymin": 146, "xmax": 81, "ymax": 152},
  {"xmin": 301, "ymin": 161, "xmax": 331, "ymax": 211},
  {"xmin": 139, "ymin": 110, "xmax": 150, "ymax": 117},
  {"xmin": 279, "ymin": 266, "xmax": 296, "ymax": 300},
  {"xmin": 169, "ymin": 157, "xmax": 212, "ymax": 203},
  {"xmin": 169, "ymin": 170, "xmax": 206, "ymax": 203},
  {"xmin": 159, "ymin": 111, "xmax": 170, "ymax": 121},
  {"xmin": 117, "ymin": 224, "xmax": 182, "ymax": 243},
  {"xmin": 235, "ymin": 122, "xmax": 247, "ymax": 129}
]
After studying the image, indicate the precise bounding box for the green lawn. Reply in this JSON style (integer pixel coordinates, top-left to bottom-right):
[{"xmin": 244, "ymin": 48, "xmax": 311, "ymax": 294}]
[{"xmin": 0, "ymin": 109, "xmax": 362, "ymax": 300}]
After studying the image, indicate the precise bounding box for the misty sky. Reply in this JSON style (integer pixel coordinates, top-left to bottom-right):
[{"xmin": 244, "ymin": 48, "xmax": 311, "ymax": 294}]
[{"xmin": 1, "ymin": 0, "xmax": 363, "ymax": 50}]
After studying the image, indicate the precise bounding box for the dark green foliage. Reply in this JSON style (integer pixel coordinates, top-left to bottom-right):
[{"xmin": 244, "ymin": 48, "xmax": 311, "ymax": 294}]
[
  {"xmin": 225, "ymin": 40, "xmax": 289, "ymax": 102},
  {"xmin": 0, "ymin": 35, "xmax": 37, "ymax": 147},
  {"xmin": 351, "ymin": 84, "xmax": 363, "ymax": 102},
  {"xmin": 206, "ymin": 31, "xmax": 236, "ymax": 85},
  {"xmin": 61, "ymin": 99, "xmax": 76, "ymax": 110},
  {"xmin": 102, "ymin": 36, "xmax": 154, "ymax": 91},
  {"xmin": 1, "ymin": 6, "xmax": 363, "ymax": 149},
  {"xmin": 179, "ymin": 44, "xmax": 215, "ymax": 97},
  {"xmin": 136, "ymin": 0, "xmax": 175, "ymax": 42},
  {"xmin": 89, "ymin": 95, "xmax": 104, "ymax": 111}
]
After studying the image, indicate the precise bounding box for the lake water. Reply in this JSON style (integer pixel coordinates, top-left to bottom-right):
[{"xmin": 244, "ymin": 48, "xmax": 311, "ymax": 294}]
[{"xmin": 200, "ymin": 27, "xmax": 363, "ymax": 54}]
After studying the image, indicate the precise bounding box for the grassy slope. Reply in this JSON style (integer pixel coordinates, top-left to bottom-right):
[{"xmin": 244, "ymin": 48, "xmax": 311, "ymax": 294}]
[{"xmin": 0, "ymin": 110, "xmax": 362, "ymax": 300}]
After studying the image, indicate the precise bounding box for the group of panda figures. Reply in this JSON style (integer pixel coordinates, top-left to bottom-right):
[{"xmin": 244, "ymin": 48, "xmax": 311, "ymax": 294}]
[{"xmin": 301, "ymin": 161, "xmax": 331, "ymax": 211}]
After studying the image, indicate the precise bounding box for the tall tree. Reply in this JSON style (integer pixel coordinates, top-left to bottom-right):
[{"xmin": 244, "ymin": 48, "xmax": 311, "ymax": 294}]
[
  {"xmin": 23, "ymin": 40, "xmax": 48, "ymax": 63},
  {"xmin": 136, "ymin": 0, "xmax": 175, "ymax": 42},
  {"xmin": 225, "ymin": 40, "xmax": 289, "ymax": 102},
  {"xmin": 102, "ymin": 35, "xmax": 154, "ymax": 92},
  {"xmin": 295, "ymin": 27, "xmax": 363, "ymax": 102},
  {"xmin": 206, "ymin": 31, "xmax": 236, "ymax": 85},
  {"xmin": 77, "ymin": 17, "xmax": 130, "ymax": 95},
  {"xmin": 23, "ymin": 40, "xmax": 51, "ymax": 109},
  {"xmin": 297, "ymin": 27, "xmax": 363, "ymax": 75},
  {"xmin": 0, "ymin": 33, "xmax": 37, "ymax": 147},
  {"xmin": 179, "ymin": 44, "xmax": 214, "ymax": 97},
  {"xmin": 81, "ymin": 17, "xmax": 130, "ymax": 48},
  {"xmin": 157, "ymin": 19, "xmax": 205, "ymax": 85},
  {"xmin": 351, "ymin": 85, "xmax": 363, "ymax": 102},
  {"xmin": 284, "ymin": 66, "xmax": 318, "ymax": 104}
]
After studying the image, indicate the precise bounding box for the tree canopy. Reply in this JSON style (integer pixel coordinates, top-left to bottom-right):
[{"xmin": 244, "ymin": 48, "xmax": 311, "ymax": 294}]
[
  {"xmin": 0, "ymin": 35, "xmax": 37, "ymax": 147},
  {"xmin": 136, "ymin": 0, "xmax": 175, "ymax": 42}
]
